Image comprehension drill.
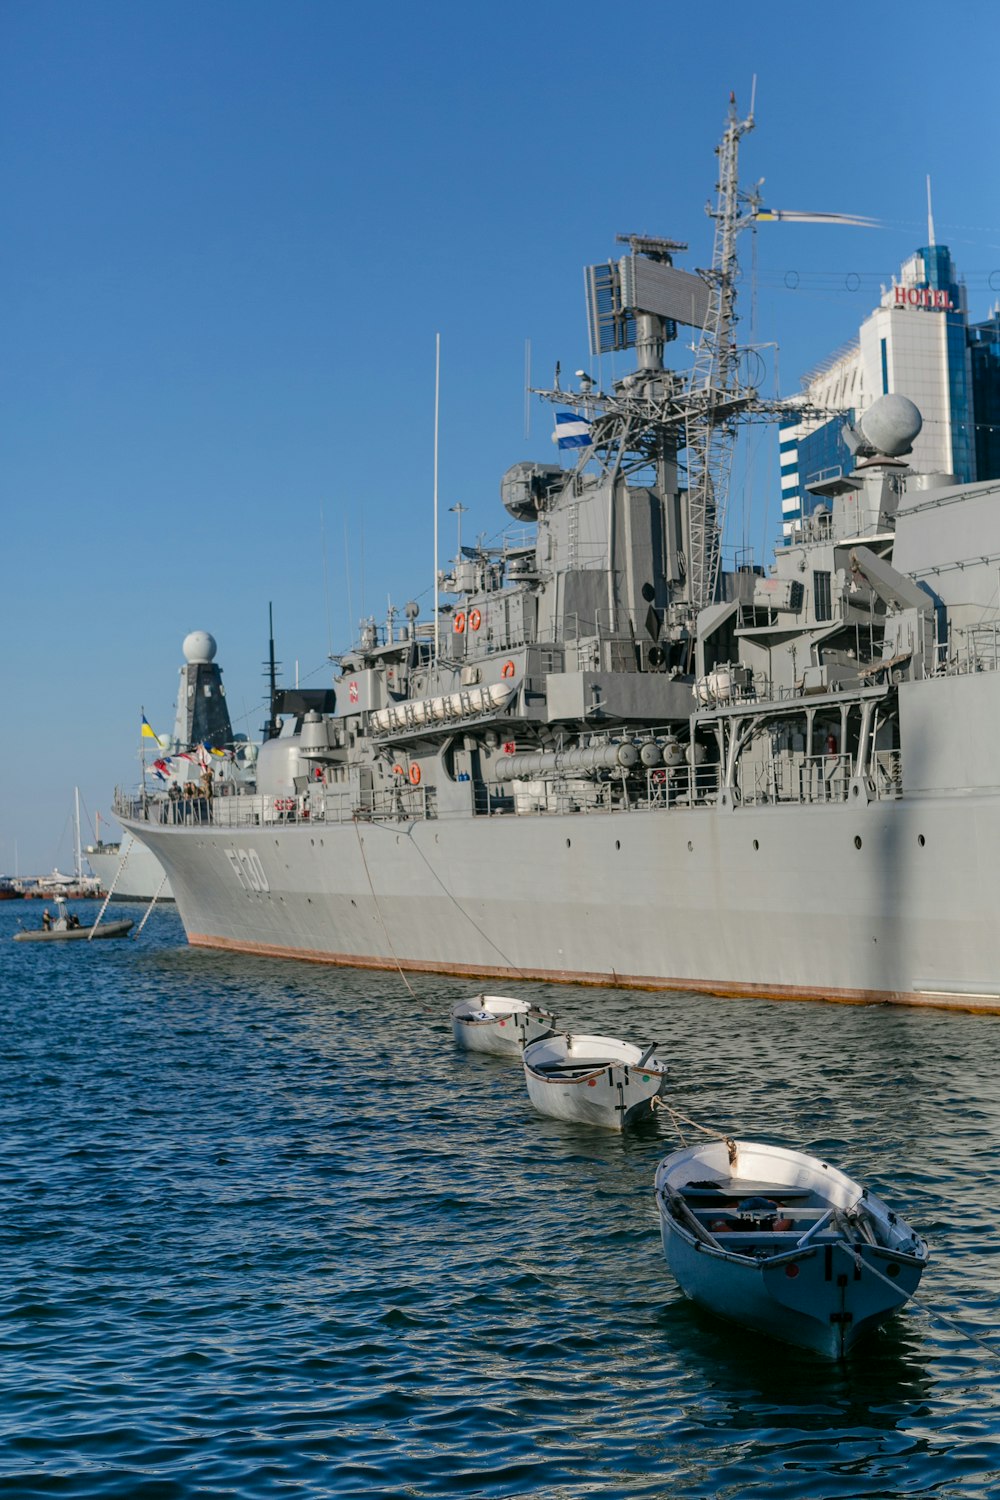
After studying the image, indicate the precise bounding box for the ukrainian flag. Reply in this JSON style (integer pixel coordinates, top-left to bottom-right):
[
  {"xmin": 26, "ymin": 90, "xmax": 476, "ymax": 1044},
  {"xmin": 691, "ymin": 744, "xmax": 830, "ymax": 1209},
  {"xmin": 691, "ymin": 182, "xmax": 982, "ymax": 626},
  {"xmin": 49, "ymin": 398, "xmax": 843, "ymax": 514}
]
[{"xmin": 141, "ymin": 714, "xmax": 163, "ymax": 744}]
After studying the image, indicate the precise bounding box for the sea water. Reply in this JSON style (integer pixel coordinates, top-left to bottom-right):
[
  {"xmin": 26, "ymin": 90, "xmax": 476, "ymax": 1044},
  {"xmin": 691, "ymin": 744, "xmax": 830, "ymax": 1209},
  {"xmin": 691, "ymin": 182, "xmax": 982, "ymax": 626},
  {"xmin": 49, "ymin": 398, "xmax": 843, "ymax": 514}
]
[{"xmin": 1, "ymin": 901, "xmax": 998, "ymax": 1497}]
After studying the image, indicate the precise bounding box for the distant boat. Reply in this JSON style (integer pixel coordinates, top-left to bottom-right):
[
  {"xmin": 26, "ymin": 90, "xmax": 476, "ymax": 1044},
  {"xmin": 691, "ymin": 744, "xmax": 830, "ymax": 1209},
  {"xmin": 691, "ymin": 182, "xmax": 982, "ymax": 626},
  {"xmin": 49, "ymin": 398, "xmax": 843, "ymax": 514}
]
[
  {"xmin": 654, "ymin": 1138, "xmax": 929, "ymax": 1359},
  {"xmin": 522, "ymin": 1032, "xmax": 667, "ymax": 1130},
  {"xmin": 30, "ymin": 870, "xmax": 101, "ymax": 898},
  {"xmin": 451, "ymin": 994, "xmax": 556, "ymax": 1056},
  {"xmin": 0, "ymin": 879, "xmax": 22, "ymax": 901}
]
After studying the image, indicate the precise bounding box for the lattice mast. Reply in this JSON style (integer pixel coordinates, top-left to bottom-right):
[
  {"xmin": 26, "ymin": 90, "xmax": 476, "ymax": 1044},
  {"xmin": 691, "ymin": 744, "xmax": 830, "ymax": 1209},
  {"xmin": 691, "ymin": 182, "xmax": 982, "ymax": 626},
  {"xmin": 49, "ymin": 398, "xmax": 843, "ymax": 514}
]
[{"xmin": 685, "ymin": 92, "xmax": 760, "ymax": 613}]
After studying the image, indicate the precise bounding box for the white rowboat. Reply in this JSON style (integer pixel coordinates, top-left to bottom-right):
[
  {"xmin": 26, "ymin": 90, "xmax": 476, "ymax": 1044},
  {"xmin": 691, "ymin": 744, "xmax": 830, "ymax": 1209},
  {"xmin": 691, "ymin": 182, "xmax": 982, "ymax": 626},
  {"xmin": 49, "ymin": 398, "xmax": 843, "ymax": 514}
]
[
  {"xmin": 522, "ymin": 1032, "xmax": 667, "ymax": 1130},
  {"xmin": 451, "ymin": 994, "xmax": 556, "ymax": 1056},
  {"xmin": 655, "ymin": 1138, "xmax": 929, "ymax": 1358}
]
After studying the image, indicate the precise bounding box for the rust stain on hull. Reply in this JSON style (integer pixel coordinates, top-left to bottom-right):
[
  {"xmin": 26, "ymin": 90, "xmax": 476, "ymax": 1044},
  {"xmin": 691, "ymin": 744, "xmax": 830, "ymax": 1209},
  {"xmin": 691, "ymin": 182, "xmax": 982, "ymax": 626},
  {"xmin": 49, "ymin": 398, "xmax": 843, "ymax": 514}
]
[{"xmin": 187, "ymin": 933, "xmax": 1000, "ymax": 1016}]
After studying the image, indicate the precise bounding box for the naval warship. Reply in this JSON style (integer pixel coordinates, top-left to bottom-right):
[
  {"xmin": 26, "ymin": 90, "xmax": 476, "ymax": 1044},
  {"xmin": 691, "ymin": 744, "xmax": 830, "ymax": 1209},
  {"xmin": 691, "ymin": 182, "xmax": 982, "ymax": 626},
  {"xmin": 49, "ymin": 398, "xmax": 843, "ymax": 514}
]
[{"xmin": 119, "ymin": 102, "xmax": 1000, "ymax": 1013}]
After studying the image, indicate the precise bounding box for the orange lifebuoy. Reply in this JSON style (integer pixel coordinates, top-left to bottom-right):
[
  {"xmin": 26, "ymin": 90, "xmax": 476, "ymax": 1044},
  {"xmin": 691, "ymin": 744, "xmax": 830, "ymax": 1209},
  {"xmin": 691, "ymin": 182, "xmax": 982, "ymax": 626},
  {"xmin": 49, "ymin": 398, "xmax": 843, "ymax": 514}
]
[
  {"xmin": 409, "ymin": 764, "xmax": 422, "ymax": 786},
  {"xmin": 501, "ymin": 660, "xmax": 515, "ymax": 679},
  {"xmin": 392, "ymin": 764, "xmax": 404, "ymax": 777},
  {"xmin": 650, "ymin": 768, "xmax": 667, "ymax": 785},
  {"xmin": 468, "ymin": 608, "xmax": 481, "ymax": 631},
  {"xmin": 274, "ymin": 797, "xmax": 294, "ymax": 812},
  {"xmin": 454, "ymin": 611, "xmax": 466, "ymax": 634}
]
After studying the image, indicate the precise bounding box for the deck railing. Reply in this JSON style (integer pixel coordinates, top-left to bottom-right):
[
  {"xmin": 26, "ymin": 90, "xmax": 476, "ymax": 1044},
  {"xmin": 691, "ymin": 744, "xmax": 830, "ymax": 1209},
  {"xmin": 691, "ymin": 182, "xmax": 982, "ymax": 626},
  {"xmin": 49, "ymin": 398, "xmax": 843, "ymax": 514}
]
[{"xmin": 115, "ymin": 740, "xmax": 903, "ymax": 834}]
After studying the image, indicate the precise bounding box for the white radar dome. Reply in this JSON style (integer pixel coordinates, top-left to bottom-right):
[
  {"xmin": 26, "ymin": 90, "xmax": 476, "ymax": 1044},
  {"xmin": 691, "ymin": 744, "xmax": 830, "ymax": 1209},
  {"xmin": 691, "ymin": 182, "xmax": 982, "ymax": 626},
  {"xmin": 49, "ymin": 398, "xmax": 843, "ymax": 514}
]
[
  {"xmin": 182, "ymin": 630, "xmax": 218, "ymax": 664},
  {"xmin": 859, "ymin": 395, "xmax": 922, "ymax": 457}
]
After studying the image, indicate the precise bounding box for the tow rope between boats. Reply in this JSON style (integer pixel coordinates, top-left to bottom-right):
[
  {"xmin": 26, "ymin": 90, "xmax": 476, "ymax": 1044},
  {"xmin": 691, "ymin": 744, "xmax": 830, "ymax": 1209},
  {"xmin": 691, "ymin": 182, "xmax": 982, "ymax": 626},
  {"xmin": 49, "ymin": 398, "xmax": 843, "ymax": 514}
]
[
  {"xmin": 832, "ymin": 1240, "xmax": 1000, "ymax": 1366},
  {"xmin": 651, "ymin": 1098, "xmax": 737, "ymax": 1159}
]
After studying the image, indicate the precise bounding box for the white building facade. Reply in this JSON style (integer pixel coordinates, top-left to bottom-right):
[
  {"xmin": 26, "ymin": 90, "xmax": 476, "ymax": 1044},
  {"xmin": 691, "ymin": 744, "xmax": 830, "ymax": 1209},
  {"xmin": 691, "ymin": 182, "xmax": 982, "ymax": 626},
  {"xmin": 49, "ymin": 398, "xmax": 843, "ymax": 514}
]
[{"xmin": 780, "ymin": 243, "xmax": 975, "ymax": 539}]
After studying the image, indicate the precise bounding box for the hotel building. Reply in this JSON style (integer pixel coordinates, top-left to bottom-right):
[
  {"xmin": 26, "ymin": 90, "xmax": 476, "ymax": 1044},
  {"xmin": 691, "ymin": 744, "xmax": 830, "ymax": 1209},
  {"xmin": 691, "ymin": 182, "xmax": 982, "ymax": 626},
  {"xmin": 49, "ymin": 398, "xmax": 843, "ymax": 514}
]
[{"xmin": 778, "ymin": 241, "xmax": 1000, "ymax": 539}]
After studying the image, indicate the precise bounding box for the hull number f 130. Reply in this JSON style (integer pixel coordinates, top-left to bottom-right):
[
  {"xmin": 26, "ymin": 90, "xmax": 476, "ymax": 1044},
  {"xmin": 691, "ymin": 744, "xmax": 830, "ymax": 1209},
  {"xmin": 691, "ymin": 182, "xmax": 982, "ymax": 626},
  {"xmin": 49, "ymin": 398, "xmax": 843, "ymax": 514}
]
[{"xmin": 226, "ymin": 847, "xmax": 270, "ymax": 892}]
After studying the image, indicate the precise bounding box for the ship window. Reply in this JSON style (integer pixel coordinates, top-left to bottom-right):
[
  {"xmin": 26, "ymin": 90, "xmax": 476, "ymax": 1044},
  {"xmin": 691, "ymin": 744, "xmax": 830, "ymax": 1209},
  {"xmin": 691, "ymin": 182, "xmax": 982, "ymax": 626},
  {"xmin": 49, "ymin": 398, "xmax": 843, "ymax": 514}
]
[
  {"xmin": 753, "ymin": 839, "xmax": 759, "ymax": 851},
  {"xmin": 918, "ymin": 834, "xmax": 926, "ymax": 847},
  {"xmin": 813, "ymin": 571, "xmax": 832, "ymax": 622},
  {"xmin": 854, "ymin": 836, "xmax": 863, "ymax": 850}
]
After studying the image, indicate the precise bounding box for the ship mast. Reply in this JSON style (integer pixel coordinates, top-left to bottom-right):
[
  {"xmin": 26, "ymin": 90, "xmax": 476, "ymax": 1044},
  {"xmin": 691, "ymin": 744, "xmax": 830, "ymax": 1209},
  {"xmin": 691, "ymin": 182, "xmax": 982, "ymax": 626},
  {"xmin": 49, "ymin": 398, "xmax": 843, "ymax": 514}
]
[
  {"xmin": 685, "ymin": 90, "xmax": 761, "ymax": 613},
  {"xmin": 263, "ymin": 603, "xmax": 281, "ymax": 742}
]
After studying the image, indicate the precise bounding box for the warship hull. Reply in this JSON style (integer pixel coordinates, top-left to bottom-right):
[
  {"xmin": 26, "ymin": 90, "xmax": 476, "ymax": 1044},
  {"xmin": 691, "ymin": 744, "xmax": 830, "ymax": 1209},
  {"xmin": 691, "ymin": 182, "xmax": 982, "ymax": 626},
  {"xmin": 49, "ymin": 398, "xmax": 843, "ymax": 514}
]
[
  {"xmin": 87, "ymin": 839, "xmax": 174, "ymax": 902},
  {"xmin": 123, "ymin": 790, "xmax": 1000, "ymax": 1013},
  {"xmin": 116, "ymin": 111, "xmax": 1000, "ymax": 1017}
]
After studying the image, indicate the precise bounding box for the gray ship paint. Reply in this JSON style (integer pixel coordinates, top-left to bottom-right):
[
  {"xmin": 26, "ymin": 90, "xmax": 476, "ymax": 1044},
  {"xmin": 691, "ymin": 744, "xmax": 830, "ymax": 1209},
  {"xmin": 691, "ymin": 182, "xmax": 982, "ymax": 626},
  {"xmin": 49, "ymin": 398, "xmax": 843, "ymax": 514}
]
[{"xmin": 119, "ymin": 110, "xmax": 1000, "ymax": 1014}]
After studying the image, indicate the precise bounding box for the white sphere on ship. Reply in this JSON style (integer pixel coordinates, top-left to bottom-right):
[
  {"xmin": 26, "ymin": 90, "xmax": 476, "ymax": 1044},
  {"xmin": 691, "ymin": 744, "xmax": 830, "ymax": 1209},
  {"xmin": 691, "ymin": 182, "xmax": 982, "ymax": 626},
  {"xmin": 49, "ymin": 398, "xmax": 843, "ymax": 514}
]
[
  {"xmin": 182, "ymin": 630, "xmax": 217, "ymax": 664},
  {"xmin": 859, "ymin": 395, "xmax": 922, "ymax": 457}
]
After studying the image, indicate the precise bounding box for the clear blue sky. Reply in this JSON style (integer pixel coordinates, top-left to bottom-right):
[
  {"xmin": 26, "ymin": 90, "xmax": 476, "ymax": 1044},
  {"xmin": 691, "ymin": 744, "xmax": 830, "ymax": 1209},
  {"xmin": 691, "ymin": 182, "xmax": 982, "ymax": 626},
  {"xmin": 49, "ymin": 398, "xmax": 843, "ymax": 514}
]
[{"xmin": 2, "ymin": 0, "xmax": 998, "ymax": 874}]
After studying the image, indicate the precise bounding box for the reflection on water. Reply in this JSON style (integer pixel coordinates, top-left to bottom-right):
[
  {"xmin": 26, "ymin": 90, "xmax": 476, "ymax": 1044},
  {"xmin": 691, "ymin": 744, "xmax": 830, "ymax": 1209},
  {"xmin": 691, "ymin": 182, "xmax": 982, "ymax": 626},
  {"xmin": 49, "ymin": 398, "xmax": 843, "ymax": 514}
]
[{"xmin": 0, "ymin": 905, "xmax": 998, "ymax": 1497}]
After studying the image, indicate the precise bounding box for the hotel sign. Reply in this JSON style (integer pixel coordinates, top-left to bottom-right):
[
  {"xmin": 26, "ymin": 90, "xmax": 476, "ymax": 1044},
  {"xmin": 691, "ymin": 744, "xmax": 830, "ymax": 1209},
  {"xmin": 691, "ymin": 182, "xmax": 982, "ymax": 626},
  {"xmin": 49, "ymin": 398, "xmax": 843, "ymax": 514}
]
[{"xmin": 893, "ymin": 285, "xmax": 954, "ymax": 311}]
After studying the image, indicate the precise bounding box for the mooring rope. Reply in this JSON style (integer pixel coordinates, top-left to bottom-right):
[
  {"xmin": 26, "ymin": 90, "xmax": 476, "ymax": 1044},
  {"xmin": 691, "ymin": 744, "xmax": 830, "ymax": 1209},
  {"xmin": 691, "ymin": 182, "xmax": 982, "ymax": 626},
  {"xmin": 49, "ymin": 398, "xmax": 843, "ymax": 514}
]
[
  {"xmin": 132, "ymin": 874, "xmax": 168, "ymax": 938},
  {"xmin": 352, "ymin": 817, "xmax": 423, "ymax": 1003},
  {"xmin": 89, "ymin": 834, "xmax": 134, "ymax": 938},
  {"xmin": 404, "ymin": 823, "xmax": 529, "ymax": 979}
]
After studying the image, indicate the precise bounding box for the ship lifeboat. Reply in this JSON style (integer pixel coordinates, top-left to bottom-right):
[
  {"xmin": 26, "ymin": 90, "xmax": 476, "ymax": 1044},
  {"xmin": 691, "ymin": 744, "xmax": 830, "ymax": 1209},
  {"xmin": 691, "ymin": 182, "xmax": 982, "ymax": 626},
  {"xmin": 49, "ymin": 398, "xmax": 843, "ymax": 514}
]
[{"xmin": 695, "ymin": 668, "xmax": 733, "ymax": 705}]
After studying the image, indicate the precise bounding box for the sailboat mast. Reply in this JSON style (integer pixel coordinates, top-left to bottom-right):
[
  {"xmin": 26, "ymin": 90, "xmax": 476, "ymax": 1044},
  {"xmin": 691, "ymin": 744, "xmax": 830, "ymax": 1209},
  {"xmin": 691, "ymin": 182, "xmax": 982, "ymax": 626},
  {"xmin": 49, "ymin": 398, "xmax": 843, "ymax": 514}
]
[{"xmin": 74, "ymin": 787, "xmax": 82, "ymax": 881}]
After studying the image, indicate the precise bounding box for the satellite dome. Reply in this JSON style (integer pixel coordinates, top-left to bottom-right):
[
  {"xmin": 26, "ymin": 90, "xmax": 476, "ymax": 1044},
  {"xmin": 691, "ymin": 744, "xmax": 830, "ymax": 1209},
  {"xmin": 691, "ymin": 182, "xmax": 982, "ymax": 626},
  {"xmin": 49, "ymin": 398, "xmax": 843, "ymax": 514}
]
[
  {"xmin": 182, "ymin": 630, "xmax": 217, "ymax": 664},
  {"xmin": 859, "ymin": 395, "xmax": 923, "ymax": 458}
]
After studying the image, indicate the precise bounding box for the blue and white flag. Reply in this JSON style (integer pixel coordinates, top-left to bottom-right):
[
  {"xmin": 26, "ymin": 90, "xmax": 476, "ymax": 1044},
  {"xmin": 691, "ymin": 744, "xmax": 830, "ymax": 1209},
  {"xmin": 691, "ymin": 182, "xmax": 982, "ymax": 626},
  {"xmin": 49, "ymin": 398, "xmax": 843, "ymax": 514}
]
[{"xmin": 553, "ymin": 411, "xmax": 592, "ymax": 449}]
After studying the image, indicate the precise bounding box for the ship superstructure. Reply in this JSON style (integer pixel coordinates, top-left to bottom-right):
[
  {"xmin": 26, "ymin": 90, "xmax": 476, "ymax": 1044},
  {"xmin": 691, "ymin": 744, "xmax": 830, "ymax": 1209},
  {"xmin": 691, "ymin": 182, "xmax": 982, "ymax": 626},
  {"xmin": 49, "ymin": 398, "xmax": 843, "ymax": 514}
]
[{"xmin": 118, "ymin": 103, "xmax": 1000, "ymax": 1012}]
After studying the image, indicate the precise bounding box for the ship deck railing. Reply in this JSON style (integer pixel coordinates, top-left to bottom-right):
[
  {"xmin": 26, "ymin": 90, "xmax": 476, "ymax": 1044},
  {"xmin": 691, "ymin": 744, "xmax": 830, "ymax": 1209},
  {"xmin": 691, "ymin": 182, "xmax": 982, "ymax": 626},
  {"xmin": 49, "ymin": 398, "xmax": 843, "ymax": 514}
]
[{"xmin": 115, "ymin": 748, "xmax": 903, "ymax": 834}]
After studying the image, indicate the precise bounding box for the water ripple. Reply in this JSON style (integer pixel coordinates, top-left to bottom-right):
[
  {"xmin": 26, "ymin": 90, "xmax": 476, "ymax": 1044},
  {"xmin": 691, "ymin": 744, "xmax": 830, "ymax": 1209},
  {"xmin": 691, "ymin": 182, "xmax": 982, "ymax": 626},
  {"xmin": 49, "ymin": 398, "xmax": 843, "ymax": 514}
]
[{"xmin": 0, "ymin": 905, "xmax": 998, "ymax": 1495}]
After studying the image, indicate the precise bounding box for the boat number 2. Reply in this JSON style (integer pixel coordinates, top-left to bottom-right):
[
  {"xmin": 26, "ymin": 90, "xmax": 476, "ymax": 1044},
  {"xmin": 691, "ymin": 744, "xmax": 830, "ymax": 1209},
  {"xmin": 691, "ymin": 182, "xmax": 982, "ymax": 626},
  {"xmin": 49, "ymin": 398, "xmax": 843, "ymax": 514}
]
[{"xmin": 226, "ymin": 847, "xmax": 270, "ymax": 893}]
